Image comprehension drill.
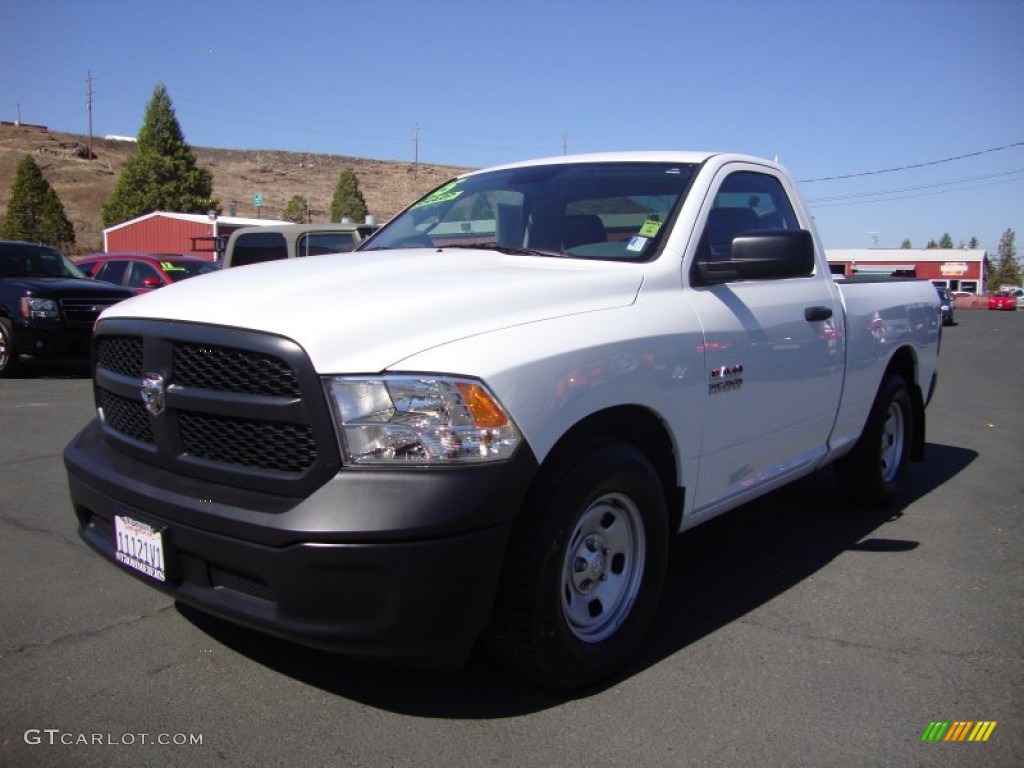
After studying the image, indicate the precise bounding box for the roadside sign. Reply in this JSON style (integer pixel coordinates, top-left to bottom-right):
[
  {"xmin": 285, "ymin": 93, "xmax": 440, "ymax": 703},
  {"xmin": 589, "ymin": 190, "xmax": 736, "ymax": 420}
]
[{"xmin": 254, "ymin": 194, "xmax": 263, "ymax": 207}]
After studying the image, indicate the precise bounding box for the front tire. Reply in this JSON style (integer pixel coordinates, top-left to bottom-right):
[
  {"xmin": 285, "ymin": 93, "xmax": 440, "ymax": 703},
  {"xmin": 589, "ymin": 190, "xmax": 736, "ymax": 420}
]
[
  {"xmin": 0, "ymin": 318, "xmax": 19, "ymax": 378},
  {"xmin": 836, "ymin": 374, "xmax": 914, "ymax": 508},
  {"xmin": 486, "ymin": 439, "xmax": 669, "ymax": 690}
]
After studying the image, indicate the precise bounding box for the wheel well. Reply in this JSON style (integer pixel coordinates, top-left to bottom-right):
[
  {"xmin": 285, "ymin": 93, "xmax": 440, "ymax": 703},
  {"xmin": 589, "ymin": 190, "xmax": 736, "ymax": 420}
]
[
  {"xmin": 885, "ymin": 346, "xmax": 926, "ymax": 461},
  {"xmin": 546, "ymin": 406, "xmax": 683, "ymax": 533}
]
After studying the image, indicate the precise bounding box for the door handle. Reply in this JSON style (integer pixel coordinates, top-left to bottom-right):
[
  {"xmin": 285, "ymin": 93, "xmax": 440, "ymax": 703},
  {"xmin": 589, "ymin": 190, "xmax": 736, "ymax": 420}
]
[{"xmin": 804, "ymin": 306, "xmax": 833, "ymax": 322}]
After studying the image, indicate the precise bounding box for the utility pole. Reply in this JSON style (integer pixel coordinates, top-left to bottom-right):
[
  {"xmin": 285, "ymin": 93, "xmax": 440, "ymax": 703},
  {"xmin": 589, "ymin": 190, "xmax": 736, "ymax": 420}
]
[{"xmin": 86, "ymin": 70, "xmax": 94, "ymax": 159}]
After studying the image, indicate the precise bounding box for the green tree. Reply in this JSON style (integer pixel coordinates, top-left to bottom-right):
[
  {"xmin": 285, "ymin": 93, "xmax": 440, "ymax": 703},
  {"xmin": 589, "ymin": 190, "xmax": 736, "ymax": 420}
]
[
  {"xmin": 987, "ymin": 228, "xmax": 1020, "ymax": 290},
  {"xmin": 925, "ymin": 239, "xmax": 938, "ymax": 249},
  {"xmin": 282, "ymin": 195, "xmax": 310, "ymax": 223},
  {"xmin": 329, "ymin": 168, "xmax": 368, "ymax": 223},
  {"xmin": 968, "ymin": 236, "xmax": 980, "ymax": 248},
  {"xmin": 900, "ymin": 238, "xmax": 912, "ymax": 249},
  {"xmin": 101, "ymin": 83, "xmax": 216, "ymax": 227},
  {"xmin": 938, "ymin": 233, "xmax": 954, "ymax": 249},
  {"xmin": 39, "ymin": 187, "xmax": 76, "ymax": 248},
  {"xmin": 1, "ymin": 154, "xmax": 76, "ymax": 248}
]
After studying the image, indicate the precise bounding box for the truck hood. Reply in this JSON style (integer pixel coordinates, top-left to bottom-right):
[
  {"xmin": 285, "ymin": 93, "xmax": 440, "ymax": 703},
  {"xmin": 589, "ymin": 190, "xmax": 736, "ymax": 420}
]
[
  {"xmin": 102, "ymin": 249, "xmax": 644, "ymax": 372},
  {"xmin": 3, "ymin": 276, "xmax": 134, "ymax": 298}
]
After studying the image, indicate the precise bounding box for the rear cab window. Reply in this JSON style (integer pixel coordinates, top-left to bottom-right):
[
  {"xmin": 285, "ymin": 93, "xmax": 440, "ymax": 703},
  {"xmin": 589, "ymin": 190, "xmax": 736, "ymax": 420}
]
[
  {"xmin": 297, "ymin": 232, "xmax": 358, "ymax": 256},
  {"xmin": 231, "ymin": 232, "xmax": 288, "ymax": 266}
]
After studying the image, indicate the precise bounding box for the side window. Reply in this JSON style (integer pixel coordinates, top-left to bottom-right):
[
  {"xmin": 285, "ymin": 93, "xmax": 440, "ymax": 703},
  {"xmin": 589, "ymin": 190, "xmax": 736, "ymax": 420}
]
[
  {"xmin": 128, "ymin": 262, "xmax": 161, "ymax": 288},
  {"xmin": 699, "ymin": 171, "xmax": 799, "ymax": 261},
  {"xmin": 231, "ymin": 232, "xmax": 288, "ymax": 266},
  {"xmin": 95, "ymin": 261, "xmax": 129, "ymax": 285}
]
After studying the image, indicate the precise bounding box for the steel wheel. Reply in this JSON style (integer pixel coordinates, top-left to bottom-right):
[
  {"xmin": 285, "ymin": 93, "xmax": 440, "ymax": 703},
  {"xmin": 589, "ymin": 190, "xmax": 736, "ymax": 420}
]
[
  {"xmin": 879, "ymin": 401, "xmax": 907, "ymax": 485},
  {"xmin": 561, "ymin": 492, "xmax": 646, "ymax": 643},
  {"xmin": 485, "ymin": 439, "xmax": 669, "ymax": 690},
  {"xmin": 837, "ymin": 374, "xmax": 914, "ymax": 508}
]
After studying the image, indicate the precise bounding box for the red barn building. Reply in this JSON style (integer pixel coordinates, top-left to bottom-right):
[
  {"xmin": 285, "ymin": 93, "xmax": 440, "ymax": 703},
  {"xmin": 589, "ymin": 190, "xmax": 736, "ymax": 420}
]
[
  {"xmin": 826, "ymin": 249, "xmax": 989, "ymax": 295},
  {"xmin": 103, "ymin": 212, "xmax": 288, "ymax": 261}
]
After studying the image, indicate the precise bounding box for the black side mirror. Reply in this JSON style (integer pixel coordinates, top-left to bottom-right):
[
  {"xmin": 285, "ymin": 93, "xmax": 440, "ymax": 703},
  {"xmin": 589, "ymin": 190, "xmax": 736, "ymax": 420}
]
[{"xmin": 694, "ymin": 229, "xmax": 816, "ymax": 285}]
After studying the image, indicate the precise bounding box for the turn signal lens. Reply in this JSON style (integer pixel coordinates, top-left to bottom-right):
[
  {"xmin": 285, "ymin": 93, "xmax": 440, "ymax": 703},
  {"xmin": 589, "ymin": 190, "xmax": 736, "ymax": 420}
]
[{"xmin": 454, "ymin": 381, "xmax": 509, "ymax": 429}]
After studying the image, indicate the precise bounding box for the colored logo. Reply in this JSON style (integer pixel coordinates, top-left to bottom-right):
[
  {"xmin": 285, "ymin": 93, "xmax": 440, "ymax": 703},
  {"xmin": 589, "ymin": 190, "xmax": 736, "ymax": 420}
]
[{"xmin": 921, "ymin": 721, "xmax": 997, "ymax": 742}]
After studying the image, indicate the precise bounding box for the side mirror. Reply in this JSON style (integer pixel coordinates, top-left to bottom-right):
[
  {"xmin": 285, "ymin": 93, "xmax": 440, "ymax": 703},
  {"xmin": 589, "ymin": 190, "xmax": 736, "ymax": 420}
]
[
  {"xmin": 142, "ymin": 277, "xmax": 162, "ymax": 289},
  {"xmin": 694, "ymin": 229, "xmax": 816, "ymax": 285}
]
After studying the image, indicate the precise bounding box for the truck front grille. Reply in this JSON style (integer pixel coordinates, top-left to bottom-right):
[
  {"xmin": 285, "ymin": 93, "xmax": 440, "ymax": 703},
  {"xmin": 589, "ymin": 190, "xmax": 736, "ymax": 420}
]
[
  {"xmin": 178, "ymin": 412, "xmax": 317, "ymax": 472},
  {"xmin": 96, "ymin": 336, "xmax": 144, "ymax": 378},
  {"xmin": 172, "ymin": 342, "xmax": 301, "ymax": 397},
  {"xmin": 60, "ymin": 297, "xmax": 124, "ymax": 328},
  {"xmin": 97, "ymin": 388, "xmax": 154, "ymax": 444},
  {"xmin": 92, "ymin": 320, "xmax": 340, "ymax": 496}
]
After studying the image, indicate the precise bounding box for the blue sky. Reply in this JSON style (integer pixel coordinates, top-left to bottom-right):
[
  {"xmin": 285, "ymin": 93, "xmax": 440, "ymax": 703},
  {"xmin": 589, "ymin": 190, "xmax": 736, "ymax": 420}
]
[{"xmin": 1, "ymin": 0, "xmax": 1022, "ymax": 251}]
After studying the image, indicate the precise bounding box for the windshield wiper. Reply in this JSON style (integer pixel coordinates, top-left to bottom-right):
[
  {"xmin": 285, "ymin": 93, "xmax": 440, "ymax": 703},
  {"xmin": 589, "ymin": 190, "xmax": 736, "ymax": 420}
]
[{"xmin": 442, "ymin": 242, "xmax": 564, "ymax": 258}]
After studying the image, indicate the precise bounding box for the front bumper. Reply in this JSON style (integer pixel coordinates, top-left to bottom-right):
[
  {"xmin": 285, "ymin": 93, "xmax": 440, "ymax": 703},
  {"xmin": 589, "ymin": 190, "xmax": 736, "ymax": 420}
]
[
  {"xmin": 65, "ymin": 419, "xmax": 537, "ymax": 667},
  {"xmin": 13, "ymin": 319, "xmax": 93, "ymax": 360}
]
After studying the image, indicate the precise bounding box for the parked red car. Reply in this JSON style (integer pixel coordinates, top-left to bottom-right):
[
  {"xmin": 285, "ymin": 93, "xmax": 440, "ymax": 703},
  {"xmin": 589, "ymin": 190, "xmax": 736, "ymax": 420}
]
[
  {"xmin": 78, "ymin": 252, "xmax": 218, "ymax": 294},
  {"xmin": 987, "ymin": 291, "xmax": 1017, "ymax": 311}
]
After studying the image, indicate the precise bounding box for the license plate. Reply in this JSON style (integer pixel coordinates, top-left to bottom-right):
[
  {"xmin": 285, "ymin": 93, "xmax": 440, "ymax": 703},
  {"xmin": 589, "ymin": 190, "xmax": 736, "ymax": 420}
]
[{"xmin": 114, "ymin": 515, "xmax": 166, "ymax": 582}]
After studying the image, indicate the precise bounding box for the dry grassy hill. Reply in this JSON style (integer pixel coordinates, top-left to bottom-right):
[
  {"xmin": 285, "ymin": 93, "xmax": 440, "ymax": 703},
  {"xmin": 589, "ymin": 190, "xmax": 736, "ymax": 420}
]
[{"xmin": 0, "ymin": 123, "xmax": 470, "ymax": 254}]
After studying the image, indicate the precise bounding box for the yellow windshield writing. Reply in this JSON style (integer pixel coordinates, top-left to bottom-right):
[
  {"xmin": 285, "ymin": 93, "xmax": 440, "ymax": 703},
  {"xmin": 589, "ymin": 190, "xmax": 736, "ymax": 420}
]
[{"xmin": 410, "ymin": 181, "xmax": 464, "ymax": 210}]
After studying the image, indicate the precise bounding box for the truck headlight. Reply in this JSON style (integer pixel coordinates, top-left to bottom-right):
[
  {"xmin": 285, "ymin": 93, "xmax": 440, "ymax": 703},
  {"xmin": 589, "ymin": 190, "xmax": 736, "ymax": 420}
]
[
  {"xmin": 21, "ymin": 297, "xmax": 59, "ymax": 319},
  {"xmin": 325, "ymin": 375, "xmax": 521, "ymax": 465}
]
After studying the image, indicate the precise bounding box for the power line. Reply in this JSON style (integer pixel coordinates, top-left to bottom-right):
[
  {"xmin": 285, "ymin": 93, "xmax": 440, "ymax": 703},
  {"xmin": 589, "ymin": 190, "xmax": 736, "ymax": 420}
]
[
  {"xmin": 806, "ymin": 168, "xmax": 1024, "ymax": 203},
  {"xmin": 799, "ymin": 141, "xmax": 1024, "ymax": 183},
  {"xmin": 808, "ymin": 174, "xmax": 1024, "ymax": 208}
]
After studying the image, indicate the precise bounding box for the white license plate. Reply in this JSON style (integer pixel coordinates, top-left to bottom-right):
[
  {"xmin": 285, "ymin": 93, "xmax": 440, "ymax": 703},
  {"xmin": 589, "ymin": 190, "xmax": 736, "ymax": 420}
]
[{"xmin": 114, "ymin": 515, "xmax": 166, "ymax": 582}]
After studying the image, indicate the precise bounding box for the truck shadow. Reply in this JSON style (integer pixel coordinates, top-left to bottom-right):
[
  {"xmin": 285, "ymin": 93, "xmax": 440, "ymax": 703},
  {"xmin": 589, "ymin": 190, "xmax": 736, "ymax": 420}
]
[{"xmin": 178, "ymin": 441, "xmax": 976, "ymax": 718}]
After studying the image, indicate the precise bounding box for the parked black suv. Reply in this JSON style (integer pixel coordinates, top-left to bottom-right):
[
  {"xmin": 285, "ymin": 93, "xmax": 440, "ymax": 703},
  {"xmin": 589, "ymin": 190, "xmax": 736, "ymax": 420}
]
[{"xmin": 0, "ymin": 241, "xmax": 135, "ymax": 376}]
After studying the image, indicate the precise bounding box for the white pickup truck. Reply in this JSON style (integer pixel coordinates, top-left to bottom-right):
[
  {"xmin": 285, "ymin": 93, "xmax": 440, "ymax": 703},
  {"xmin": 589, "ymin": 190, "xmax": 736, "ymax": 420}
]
[{"xmin": 64, "ymin": 152, "xmax": 940, "ymax": 689}]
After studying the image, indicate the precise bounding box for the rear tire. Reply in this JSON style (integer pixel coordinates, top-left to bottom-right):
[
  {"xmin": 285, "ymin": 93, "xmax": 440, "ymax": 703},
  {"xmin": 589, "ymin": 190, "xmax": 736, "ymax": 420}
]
[
  {"xmin": 485, "ymin": 439, "xmax": 669, "ymax": 690},
  {"xmin": 836, "ymin": 374, "xmax": 914, "ymax": 508}
]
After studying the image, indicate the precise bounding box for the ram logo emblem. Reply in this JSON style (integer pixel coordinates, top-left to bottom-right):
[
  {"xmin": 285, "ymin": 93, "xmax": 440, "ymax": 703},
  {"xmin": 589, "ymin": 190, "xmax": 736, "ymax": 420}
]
[{"xmin": 141, "ymin": 373, "xmax": 167, "ymax": 416}]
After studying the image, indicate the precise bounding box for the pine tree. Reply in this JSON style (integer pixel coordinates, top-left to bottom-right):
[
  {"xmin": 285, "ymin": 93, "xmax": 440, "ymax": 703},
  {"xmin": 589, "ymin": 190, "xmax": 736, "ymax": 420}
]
[
  {"xmin": 329, "ymin": 168, "xmax": 368, "ymax": 223},
  {"xmin": 1, "ymin": 154, "xmax": 76, "ymax": 248},
  {"xmin": 101, "ymin": 83, "xmax": 217, "ymax": 227},
  {"xmin": 938, "ymin": 233, "xmax": 954, "ymax": 249},
  {"xmin": 988, "ymin": 228, "xmax": 1020, "ymax": 290},
  {"xmin": 39, "ymin": 187, "xmax": 76, "ymax": 248},
  {"xmin": 282, "ymin": 195, "xmax": 310, "ymax": 223}
]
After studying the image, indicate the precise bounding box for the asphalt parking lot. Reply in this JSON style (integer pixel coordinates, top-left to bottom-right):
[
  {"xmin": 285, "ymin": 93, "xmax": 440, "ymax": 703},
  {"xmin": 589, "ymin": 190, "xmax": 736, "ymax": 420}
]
[{"xmin": 1, "ymin": 309, "xmax": 1021, "ymax": 767}]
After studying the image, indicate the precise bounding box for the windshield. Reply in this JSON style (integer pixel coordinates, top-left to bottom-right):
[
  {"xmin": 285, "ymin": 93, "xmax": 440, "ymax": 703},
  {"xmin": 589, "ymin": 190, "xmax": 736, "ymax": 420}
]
[
  {"xmin": 0, "ymin": 243, "xmax": 87, "ymax": 278},
  {"xmin": 159, "ymin": 260, "xmax": 219, "ymax": 281},
  {"xmin": 362, "ymin": 161, "xmax": 697, "ymax": 262}
]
